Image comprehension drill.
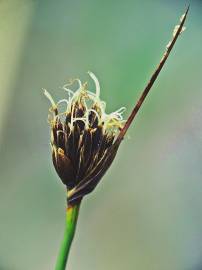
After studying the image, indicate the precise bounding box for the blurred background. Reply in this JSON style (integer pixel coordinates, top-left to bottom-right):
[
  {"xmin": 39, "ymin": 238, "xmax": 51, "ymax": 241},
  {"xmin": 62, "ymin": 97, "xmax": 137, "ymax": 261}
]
[{"xmin": 0, "ymin": 0, "xmax": 202, "ymax": 269}]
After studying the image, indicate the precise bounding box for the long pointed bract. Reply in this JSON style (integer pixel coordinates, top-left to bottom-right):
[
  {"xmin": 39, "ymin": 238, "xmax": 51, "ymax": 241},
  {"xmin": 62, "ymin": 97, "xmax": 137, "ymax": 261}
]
[{"xmin": 116, "ymin": 6, "xmax": 189, "ymax": 142}]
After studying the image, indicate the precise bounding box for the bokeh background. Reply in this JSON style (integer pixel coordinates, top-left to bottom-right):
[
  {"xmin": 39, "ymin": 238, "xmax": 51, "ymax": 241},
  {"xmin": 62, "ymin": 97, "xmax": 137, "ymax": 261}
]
[{"xmin": 0, "ymin": 0, "xmax": 202, "ymax": 269}]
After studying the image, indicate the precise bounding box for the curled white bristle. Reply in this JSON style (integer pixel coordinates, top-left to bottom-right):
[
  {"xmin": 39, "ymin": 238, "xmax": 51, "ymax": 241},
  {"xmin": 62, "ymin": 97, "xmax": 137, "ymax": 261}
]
[
  {"xmin": 109, "ymin": 107, "xmax": 126, "ymax": 121},
  {"xmin": 76, "ymin": 79, "xmax": 82, "ymax": 91},
  {"xmin": 56, "ymin": 99, "xmax": 69, "ymax": 113},
  {"xmin": 88, "ymin": 71, "xmax": 100, "ymax": 98},
  {"xmin": 45, "ymin": 72, "xmax": 125, "ymax": 133},
  {"xmin": 62, "ymin": 86, "xmax": 74, "ymax": 96},
  {"xmin": 44, "ymin": 89, "xmax": 57, "ymax": 109},
  {"xmin": 114, "ymin": 107, "xmax": 126, "ymax": 115}
]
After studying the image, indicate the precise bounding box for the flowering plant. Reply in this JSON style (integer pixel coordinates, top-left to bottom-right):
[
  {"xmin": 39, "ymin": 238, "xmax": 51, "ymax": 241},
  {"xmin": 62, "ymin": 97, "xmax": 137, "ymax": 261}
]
[{"xmin": 44, "ymin": 7, "xmax": 189, "ymax": 270}]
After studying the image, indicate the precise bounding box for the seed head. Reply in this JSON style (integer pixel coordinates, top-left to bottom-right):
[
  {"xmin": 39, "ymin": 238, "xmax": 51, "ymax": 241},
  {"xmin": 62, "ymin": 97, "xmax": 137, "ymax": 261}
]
[{"xmin": 44, "ymin": 72, "xmax": 125, "ymax": 205}]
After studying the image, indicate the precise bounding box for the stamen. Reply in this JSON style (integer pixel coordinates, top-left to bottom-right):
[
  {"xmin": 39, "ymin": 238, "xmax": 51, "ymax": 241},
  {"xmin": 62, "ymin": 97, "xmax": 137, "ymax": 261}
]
[
  {"xmin": 114, "ymin": 107, "xmax": 126, "ymax": 114},
  {"xmin": 75, "ymin": 79, "xmax": 82, "ymax": 91},
  {"xmin": 44, "ymin": 89, "xmax": 57, "ymax": 110},
  {"xmin": 110, "ymin": 107, "xmax": 126, "ymax": 120},
  {"xmin": 86, "ymin": 91, "xmax": 96, "ymax": 98},
  {"xmin": 63, "ymin": 78, "xmax": 82, "ymax": 96},
  {"xmin": 70, "ymin": 103, "xmax": 76, "ymax": 131},
  {"xmin": 57, "ymin": 99, "xmax": 69, "ymax": 112},
  {"xmin": 62, "ymin": 86, "xmax": 74, "ymax": 96},
  {"xmin": 88, "ymin": 71, "xmax": 100, "ymax": 98}
]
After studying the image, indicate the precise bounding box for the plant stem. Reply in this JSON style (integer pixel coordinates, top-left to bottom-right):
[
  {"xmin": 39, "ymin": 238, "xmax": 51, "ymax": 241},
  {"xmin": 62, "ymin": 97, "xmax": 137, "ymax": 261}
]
[{"xmin": 55, "ymin": 202, "xmax": 81, "ymax": 270}]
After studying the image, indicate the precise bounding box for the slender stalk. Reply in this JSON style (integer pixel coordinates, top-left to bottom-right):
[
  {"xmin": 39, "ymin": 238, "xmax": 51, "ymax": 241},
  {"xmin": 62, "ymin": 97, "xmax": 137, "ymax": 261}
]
[{"xmin": 55, "ymin": 202, "xmax": 81, "ymax": 270}]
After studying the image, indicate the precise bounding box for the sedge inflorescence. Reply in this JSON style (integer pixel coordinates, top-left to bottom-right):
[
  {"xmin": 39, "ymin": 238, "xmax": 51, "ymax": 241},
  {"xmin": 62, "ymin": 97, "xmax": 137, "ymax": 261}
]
[{"xmin": 44, "ymin": 72, "xmax": 125, "ymax": 204}]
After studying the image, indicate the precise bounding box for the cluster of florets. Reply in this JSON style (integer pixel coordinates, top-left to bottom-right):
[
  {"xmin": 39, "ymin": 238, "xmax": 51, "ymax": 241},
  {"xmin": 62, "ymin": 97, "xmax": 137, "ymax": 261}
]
[{"xmin": 44, "ymin": 72, "xmax": 125, "ymax": 204}]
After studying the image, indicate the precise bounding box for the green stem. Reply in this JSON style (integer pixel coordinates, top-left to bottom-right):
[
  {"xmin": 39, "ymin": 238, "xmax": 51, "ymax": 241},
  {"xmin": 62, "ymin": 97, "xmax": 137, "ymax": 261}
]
[{"xmin": 55, "ymin": 202, "xmax": 81, "ymax": 270}]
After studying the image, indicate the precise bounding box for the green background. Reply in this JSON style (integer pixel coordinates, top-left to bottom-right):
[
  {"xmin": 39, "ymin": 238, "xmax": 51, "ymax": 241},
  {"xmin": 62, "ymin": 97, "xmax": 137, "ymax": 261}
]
[{"xmin": 0, "ymin": 1, "xmax": 202, "ymax": 269}]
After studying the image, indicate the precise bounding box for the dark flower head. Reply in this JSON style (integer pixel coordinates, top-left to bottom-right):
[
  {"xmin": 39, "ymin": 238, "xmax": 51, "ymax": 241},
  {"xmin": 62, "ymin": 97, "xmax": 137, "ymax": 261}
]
[{"xmin": 45, "ymin": 72, "xmax": 125, "ymax": 205}]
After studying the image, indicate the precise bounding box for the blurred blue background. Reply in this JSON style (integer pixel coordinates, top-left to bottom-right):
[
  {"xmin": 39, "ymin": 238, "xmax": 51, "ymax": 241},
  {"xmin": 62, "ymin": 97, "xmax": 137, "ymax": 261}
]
[{"xmin": 0, "ymin": 0, "xmax": 202, "ymax": 269}]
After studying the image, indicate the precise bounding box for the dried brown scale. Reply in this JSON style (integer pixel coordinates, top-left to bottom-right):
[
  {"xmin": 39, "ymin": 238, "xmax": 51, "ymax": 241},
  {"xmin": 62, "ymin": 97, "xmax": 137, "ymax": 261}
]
[
  {"xmin": 75, "ymin": 141, "xmax": 119, "ymax": 190},
  {"xmin": 68, "ymin": 142, "xmax": 120, "ymax": 203}
]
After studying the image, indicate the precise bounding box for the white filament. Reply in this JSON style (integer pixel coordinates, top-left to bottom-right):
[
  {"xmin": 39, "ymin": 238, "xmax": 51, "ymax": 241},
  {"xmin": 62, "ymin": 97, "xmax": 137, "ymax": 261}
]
[
  {"xmin": 88, "ymin": 71, "xmax": 100, "ymax": 98},
  {"xmin": 44, "ymin": 72, "xmax": 125, "ymax": 132}
]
